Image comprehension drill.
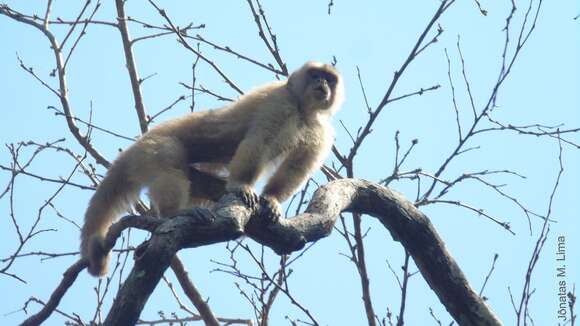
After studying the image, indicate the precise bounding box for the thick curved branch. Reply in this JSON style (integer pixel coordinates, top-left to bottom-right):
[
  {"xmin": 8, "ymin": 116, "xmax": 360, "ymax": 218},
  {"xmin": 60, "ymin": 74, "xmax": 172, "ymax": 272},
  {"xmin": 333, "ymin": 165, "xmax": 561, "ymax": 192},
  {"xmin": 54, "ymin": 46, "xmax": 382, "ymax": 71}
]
[{"xmin": 103, "ymin": 180, "xmax": 501, "ymax": 326}]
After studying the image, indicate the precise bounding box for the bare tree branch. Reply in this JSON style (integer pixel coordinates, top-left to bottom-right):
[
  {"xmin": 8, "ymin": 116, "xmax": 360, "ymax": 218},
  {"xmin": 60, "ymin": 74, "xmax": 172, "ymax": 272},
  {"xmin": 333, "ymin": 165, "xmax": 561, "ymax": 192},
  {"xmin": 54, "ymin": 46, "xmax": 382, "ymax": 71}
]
[
  {"xmin": 115, "ymin": 0, "xmax": 149, "ymax": 134},
  {"xmin": 96, "ymin": 180, "xmax": 501, "ymax": 326},
  {"xmin": 0, "ymin": 4, "xmax": 111, "ymax": 168},
  {"xmin": 20, "ymin": 260, "xmax": 86, "ymax": 326}
]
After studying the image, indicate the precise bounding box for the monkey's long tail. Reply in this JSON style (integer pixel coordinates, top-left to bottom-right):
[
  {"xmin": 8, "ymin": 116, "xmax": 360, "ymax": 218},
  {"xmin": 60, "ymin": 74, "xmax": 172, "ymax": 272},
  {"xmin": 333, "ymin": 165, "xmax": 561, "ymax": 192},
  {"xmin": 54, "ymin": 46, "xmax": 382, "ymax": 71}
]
[{"xmin": 80, "ymin": 158, "xmax": 141, "ymax": 277}]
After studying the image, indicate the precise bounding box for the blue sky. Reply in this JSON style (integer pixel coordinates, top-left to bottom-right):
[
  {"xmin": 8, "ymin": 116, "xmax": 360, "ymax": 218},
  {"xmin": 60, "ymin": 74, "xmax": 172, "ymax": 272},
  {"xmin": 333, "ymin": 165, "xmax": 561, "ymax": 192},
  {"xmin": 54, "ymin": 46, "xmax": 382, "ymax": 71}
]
[{"xmin": 0, "ymin": 1, "xmax": 578, "ymax": 325}]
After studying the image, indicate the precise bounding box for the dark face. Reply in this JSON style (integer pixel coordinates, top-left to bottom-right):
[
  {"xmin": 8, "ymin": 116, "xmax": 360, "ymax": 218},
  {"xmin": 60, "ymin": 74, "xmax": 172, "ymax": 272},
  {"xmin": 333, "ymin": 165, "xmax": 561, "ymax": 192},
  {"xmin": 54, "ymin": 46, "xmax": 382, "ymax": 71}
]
[
  {"xmin": 287, "ymin": 62, "xmax": 343, "ymax": 115},
  {"xmin": 304, "ymin": 67, "xmax": 338, "ymax": 105}
]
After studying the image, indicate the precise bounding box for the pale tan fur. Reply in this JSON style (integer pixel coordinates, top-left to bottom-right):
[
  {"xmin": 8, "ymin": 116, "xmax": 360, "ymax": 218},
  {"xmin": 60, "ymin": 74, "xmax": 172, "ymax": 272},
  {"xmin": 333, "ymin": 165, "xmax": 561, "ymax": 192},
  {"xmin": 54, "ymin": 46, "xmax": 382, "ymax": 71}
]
[{"xmin": 80, "ymin": 61, "xmax": 344, "ymax": 276}]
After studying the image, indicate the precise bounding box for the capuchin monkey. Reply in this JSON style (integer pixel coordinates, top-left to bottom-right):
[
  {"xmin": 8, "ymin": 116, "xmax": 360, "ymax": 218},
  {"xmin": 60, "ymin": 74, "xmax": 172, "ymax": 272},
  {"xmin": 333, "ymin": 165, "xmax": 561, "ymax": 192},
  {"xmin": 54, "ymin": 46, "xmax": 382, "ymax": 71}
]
[{"xmin": 80, "ymin": 61, "xmax": 344, "ymax": 276}]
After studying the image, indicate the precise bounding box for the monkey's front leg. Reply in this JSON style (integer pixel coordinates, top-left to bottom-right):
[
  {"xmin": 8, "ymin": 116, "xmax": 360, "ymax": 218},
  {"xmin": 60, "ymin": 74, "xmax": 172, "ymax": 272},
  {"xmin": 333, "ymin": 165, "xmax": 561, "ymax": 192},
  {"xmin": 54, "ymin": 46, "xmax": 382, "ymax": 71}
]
[
  {"xmin": 226, "ymin": 135, "xmax": 265, "ymax": 211},
  {"xmin": 261, "ymin": 147, "xmax": 323, "ymax": 224}
]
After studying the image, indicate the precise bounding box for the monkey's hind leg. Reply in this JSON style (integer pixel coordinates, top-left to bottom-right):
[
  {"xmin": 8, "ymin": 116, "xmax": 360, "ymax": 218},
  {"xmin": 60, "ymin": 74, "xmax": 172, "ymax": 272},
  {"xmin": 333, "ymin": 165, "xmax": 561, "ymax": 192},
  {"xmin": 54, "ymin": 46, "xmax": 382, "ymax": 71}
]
[
  {"xmin": 148, "ymin": 168, "xmax": 191, "ymax": 218},
  {"xmin": 148, "ymin": 168, "xmax": 217, "ymax": 229},
  {"xmin": 187, "ymin": 165, "xmax": 228, "ymax": 208}
]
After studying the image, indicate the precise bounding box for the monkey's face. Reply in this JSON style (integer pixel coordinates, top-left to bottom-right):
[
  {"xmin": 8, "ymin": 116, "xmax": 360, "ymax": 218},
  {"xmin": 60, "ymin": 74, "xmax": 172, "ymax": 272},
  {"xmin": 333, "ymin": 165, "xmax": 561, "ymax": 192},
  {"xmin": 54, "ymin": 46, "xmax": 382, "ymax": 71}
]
[
  {"xmin": 301, "ymin": 68, "xmax": 339, "ymax": 111},
  {"xmin": 307, "ymin": 68, "xmax": 336, "ymax": 101},
  {"xmin": 288, "ymin": 62, "xmax": 344, "ymax": 116}
]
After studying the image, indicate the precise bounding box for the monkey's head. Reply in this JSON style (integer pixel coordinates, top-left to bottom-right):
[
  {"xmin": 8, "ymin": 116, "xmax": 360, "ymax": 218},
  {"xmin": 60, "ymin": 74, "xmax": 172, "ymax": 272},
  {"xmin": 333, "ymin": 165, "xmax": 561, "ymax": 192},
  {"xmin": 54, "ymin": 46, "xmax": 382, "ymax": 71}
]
[{"xmin": 287, "ymin": 61, "xmax": 344, "ymax": 116}]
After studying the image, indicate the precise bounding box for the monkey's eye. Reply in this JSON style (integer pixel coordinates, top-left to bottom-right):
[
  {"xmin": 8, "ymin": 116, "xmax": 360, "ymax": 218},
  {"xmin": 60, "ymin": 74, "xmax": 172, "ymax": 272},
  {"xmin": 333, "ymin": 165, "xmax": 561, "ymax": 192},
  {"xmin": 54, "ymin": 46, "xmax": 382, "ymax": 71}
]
[
  {"xmin": 325, "ymin": 74, "xmax": 337, "ymax": 86},
  {"xmin": 309, "ymin": 70, "xmax": 322, "ymax": 80},
  {"xmin": 309, "ymin": 69, "xmax": 337, "ymax": 87}
]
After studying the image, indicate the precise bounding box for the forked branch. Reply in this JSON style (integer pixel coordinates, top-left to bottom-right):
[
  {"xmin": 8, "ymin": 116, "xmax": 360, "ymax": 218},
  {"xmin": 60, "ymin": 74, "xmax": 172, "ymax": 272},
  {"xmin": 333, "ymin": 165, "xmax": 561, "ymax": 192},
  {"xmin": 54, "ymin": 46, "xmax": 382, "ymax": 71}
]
[{"xmin": 96, "ymin": 179, "xmax": 501, "ymax": 326}]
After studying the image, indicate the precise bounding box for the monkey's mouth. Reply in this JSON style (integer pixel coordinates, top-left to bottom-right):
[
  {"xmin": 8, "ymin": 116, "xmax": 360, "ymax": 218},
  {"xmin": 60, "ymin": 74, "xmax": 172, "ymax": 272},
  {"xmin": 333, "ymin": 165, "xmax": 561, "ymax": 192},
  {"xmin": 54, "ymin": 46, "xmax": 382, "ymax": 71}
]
[{"xmin": 314, "ymin": 86, "xmax": 330, "ymax": 101}]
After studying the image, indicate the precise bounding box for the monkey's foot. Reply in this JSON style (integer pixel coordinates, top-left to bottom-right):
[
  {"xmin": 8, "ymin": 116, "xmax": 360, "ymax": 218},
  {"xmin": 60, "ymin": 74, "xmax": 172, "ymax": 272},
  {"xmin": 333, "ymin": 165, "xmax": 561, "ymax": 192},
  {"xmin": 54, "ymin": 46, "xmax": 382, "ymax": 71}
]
[
  {"xmin": 229, "ymin": 186, "xmax": 259, "ymax": 210},
  {"xmin": 259, "ymin": 196, "xmax": 282, "ymax": 225}
]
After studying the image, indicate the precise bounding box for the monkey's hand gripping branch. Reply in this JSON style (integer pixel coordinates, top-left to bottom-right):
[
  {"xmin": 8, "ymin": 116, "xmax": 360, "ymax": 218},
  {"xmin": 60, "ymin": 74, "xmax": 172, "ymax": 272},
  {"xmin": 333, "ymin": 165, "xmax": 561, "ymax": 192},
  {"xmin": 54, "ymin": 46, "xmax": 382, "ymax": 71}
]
[{"xmin": 25, "ymin": 179, "xmax": 502, "ymax": 326}]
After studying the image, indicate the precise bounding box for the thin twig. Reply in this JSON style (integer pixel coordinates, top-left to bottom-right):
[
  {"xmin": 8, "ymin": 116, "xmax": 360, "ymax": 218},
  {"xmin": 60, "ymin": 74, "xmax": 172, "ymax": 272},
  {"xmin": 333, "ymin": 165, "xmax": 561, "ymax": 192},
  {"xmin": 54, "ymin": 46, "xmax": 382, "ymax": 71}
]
[
  {"xmin": 115, "ymin": 0, "xmax": 149, "ymax": 134},
  {"xmin": 479, "ymin": 253, "xmax": 499, "ymax": 297}
]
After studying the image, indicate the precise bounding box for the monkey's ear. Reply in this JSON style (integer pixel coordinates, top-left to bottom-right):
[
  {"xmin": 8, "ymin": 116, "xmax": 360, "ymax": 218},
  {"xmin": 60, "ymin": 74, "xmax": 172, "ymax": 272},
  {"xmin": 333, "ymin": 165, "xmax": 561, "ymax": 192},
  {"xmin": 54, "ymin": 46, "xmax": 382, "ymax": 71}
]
[{"xmin": 287, "ymin": 66, "xmax": 308, "ymax": 97}]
